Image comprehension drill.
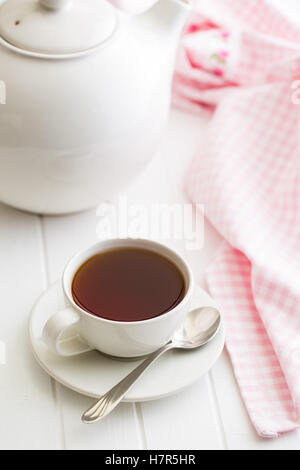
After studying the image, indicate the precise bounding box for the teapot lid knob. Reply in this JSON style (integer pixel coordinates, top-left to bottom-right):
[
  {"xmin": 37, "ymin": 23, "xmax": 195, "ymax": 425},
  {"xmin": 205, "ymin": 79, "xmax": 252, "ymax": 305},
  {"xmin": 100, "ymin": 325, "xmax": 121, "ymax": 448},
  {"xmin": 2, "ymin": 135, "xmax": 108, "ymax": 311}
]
[{"xmin": 40, "ymin": 0, "xmax": 73, "ymax": 9}]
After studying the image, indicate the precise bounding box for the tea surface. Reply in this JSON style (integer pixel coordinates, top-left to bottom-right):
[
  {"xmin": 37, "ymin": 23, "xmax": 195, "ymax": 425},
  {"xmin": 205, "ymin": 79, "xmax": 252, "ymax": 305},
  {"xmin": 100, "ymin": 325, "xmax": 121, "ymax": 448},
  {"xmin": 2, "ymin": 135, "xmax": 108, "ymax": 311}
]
[{"xmin": 72, "ymin": 248, "xmax": 185, "ymax": 322}]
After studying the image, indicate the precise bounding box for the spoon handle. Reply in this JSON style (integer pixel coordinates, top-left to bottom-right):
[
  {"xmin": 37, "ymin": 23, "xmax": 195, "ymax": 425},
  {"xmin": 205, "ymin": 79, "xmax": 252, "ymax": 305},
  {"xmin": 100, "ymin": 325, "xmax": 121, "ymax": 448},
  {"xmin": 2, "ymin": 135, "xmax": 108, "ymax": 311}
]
[{"xmin": 82, "ymin": 342, "xmax": 174, "ymax": 423}]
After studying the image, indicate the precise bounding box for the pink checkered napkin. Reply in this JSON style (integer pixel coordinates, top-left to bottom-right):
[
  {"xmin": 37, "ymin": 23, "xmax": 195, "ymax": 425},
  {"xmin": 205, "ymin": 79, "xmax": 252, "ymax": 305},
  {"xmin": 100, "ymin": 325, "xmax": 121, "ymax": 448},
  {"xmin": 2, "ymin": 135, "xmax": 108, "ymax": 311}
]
[
  {"xmin": 184, "ymin": 0, "xmax": 300, "ymax": 437},
  {"xmin": 174, "ymin": 0, "xmax": 300, "ymax": 111}
]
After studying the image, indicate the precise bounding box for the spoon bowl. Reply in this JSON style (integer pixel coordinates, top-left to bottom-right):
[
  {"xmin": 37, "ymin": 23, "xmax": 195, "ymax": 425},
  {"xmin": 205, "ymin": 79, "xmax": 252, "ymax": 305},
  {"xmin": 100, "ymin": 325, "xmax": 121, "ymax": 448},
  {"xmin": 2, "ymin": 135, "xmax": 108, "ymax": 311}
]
[{"xmin": 172, "ymin": 306, "xmax": 221, "ymax": 348}]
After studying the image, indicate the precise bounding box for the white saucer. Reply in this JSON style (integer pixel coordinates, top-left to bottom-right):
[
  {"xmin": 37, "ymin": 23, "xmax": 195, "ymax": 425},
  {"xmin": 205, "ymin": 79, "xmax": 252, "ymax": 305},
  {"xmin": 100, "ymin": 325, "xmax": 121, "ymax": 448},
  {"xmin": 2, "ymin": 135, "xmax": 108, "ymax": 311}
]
[{"xmin": 29, "ymin": 282, "xmax": 225, "ymax": 402}]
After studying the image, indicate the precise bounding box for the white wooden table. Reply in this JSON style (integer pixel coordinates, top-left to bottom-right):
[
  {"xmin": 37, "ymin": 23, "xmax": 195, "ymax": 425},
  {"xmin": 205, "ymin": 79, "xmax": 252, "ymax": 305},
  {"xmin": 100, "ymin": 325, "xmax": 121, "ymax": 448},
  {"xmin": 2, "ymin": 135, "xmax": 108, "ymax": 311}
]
[{"xmin": 1, "ymin": 107, "xmax": 300, "ymax": 450}]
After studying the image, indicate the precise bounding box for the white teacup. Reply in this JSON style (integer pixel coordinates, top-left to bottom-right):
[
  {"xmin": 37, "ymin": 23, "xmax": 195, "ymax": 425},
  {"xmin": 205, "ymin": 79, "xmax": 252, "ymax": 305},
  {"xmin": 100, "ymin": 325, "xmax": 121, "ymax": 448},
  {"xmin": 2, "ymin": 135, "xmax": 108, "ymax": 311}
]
[{"xmin": 43, "ymin": 238, "xmax": 194, "ymax": 358}]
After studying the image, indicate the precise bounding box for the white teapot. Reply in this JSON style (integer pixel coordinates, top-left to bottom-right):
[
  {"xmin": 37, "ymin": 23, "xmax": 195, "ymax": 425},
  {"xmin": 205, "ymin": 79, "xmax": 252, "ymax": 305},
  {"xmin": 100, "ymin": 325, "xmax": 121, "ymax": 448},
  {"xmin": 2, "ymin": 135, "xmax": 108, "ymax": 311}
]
[{"xmin": 0, "ymin": 0, "xmax": 190, "ymax": 214}]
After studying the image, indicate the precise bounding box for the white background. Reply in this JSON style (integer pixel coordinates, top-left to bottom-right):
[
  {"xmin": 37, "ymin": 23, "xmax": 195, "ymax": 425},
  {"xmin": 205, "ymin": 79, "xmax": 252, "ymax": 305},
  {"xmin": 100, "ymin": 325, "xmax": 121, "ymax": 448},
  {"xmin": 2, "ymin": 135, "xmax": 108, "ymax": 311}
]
[{"xmin": 1, "ymin": 0, "xmax": 300, "ymax": 450}]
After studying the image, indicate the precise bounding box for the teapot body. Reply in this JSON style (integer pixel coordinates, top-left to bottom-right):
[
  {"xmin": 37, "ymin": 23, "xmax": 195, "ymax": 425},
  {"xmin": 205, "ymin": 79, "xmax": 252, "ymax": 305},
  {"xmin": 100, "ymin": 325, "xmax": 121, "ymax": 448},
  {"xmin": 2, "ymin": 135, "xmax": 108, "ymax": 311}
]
[{"xmin": 0, "ymin": 21, "xmax": 173, "ymax": 214}]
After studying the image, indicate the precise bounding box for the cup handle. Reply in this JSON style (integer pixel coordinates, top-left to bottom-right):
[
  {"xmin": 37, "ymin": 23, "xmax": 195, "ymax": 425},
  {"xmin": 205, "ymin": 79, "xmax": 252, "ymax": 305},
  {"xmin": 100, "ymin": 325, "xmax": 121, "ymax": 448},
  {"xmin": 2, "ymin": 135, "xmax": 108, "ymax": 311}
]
[{"xmin": 42, "ymin": 308, "xmax": 93, "ymax": 356}]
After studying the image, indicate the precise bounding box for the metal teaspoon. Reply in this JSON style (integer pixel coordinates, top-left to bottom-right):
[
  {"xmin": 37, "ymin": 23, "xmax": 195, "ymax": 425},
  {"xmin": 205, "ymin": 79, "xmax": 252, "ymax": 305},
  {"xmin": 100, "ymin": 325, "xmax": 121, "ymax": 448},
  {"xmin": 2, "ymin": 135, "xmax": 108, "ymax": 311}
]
[{"xmin": 82, "ymin": 306, "xmax": 221, "ymax": 424}]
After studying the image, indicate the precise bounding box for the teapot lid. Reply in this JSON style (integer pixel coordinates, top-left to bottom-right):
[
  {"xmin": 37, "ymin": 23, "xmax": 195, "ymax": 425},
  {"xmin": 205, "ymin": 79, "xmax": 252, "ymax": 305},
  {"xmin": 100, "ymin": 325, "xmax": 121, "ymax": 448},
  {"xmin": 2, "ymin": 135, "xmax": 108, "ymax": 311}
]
[{"xmin": 0, "ymin": 0, "xmax": 117, "ymax": 56}]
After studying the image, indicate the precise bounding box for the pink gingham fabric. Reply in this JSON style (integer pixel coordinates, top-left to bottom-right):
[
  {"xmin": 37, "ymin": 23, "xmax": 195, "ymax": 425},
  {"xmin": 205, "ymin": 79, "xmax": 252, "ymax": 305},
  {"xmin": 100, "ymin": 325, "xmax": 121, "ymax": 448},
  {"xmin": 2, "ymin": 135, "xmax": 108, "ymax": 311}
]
[
  {"xmin": 174, "ymin": 0, "xmax": 300, "ymax": 111},
  {"xmin": 183, "ymin": 0, "xmax": 300, "ymax": 437}
]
